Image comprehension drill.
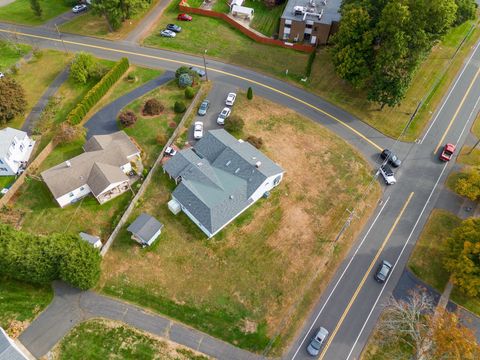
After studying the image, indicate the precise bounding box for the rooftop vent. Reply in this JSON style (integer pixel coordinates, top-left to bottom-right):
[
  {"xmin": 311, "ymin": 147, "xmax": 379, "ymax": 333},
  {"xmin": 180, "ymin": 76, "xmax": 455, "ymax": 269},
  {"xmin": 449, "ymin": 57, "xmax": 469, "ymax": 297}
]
[
  {"xmin": 226, "ymin": 160, "xmax": 231, "ymax": 166},
  {"xmin": 238, "ymin": 139, "xmax": 244, "ymax": 143},
  {"xmin": 229, "ymin": 195, "xmax": 234, "ymax": 199},
  {"xmin": 235, "ymin": 168, "xmax": 240, "ymax": 174},
  {"xmin": 255, "ymin": 161, "xmax": 262, "ymax": 168},
  {"xmin": 66, "ymin": 160, "xmax": 72, "ymax": 167}
]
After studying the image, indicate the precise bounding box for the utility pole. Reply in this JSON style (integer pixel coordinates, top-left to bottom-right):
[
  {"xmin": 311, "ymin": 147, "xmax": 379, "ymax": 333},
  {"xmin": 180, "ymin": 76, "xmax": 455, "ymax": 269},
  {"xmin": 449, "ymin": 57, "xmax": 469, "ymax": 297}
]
[
  {"xmin": 203, "ymin": 49, "xmax": 208, "ymax": 81},
  {"xmin": 55, "ymin": 23, "xmax": 68, "ymax": 55},
  {"xmin": 334, "ymin": 208, "xmax": 359, "ymax": 243}
]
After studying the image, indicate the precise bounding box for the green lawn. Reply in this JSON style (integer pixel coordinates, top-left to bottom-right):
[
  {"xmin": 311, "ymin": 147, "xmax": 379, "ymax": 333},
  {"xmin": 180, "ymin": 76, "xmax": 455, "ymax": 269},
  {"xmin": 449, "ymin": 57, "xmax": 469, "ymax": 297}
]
[
  {"xmin": 0, "ymin": 277, "xmax": 53, "ymax": 334},
  {"xmin": 0, "ymin": 0, "xmax": 74, "ymax": 25},
  {"xmin": 243, "ymin": 0, "xmax": 285, "ymax": 37},
  {"xmin": 143, "ymin": 1, "xmax": 308, "ymax": 80},
  {"xmin": 0, "ymin": 41, "xmax": 30, "ymax": 72},
  {"xmin": 0, "ymin": 176, "xmax": 16, "ymax": 190},
  {"xmin": 54, "ymin": 319, "xmax": 209, "ymax": 360},
  {"xmin": 100, "ymin": 95, "xmax": 380, "ymax": 353}
]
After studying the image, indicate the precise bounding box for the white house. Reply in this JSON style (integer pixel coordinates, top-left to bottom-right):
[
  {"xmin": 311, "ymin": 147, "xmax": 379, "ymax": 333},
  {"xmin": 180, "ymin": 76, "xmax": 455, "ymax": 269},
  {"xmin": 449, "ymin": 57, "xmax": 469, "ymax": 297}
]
[
  {"xmin": 0, "ymin": 128, "xmax": 35, "ymax": 176},
  {"xmin": 41, "ymin": 131, "xmax": 141, "ymax": 207},
  {"xmin": 163, "ymin": 130, "xmax": 284, "ymax": 238}
]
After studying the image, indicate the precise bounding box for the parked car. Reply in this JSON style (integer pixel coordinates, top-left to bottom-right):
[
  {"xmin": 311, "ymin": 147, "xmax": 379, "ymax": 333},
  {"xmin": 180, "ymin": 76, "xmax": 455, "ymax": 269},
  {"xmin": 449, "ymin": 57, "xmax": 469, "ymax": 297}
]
[
  {"xmin": 374, "ymin": 260, "xmax": 392, "ymax": 283},
  {"xmin": 197, "ymin": 100, "xmax": 210, "ymax": 116},
  {"xmin": 440, "ymin": 143, "xmax": 456, "ymax": 161},
  {"xmin": 165, "ymin": 147, "xmax": 177, "ymax": 156},
  {"xmin": 189, "ymin": 66, "xmax": 205, "ymax": 77},
  {"xmin": 381, "ymin": 149, "xmax": 401, "ymax": 167},
  {"xmin": 194, "ymin": 121, "xmax": 204, "ymax": 139},
  {"xmin": 72, "ymin": 4, "xmax": 87, "ymax": 13},
  {"xmin": 0, "ymin": 72, "xmax": 4, "ymax": 79},
  {"xmin": 225, "ymin": 92, "xmax": 237, "ymax": 106},
  {"xmin": 177, "ymin": 13, "xmax": 192, "ymax": 21},
  {"xmin": 216, "ymin": 107, "xmax": 231, "ymax": 125},
  {"xmin": 166, "ymin": 24, "xmax": 182, "ymax": 32},
  {"xmin": 160, "ymin": 29, "xmax": 176, "ymax": 38},
  {"xmin": 306, "ymin": 327, "xmax": 329, "ymax": 356},
  {"xmin": 378, "ymin": 164, "xmax": 396, "ymax": 185}
]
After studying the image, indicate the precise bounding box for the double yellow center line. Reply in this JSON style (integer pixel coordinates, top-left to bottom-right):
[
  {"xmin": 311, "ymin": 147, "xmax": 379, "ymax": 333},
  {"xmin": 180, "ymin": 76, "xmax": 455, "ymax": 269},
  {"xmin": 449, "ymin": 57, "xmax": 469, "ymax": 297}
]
[{"xmin": 318, "ymin": 192, "xmax": 414, "ymax": 360}]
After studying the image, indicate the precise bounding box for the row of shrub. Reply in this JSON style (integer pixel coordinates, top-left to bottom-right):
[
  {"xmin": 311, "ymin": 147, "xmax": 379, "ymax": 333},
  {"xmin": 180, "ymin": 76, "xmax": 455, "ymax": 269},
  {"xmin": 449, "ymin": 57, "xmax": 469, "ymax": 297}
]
[
  {"xmin": 0, "ymin": 224, "xmax": 101, "ymax": 290},
  {"xmin": 67, "ymin": 57, "xmax": 130, "ymax": 125}
]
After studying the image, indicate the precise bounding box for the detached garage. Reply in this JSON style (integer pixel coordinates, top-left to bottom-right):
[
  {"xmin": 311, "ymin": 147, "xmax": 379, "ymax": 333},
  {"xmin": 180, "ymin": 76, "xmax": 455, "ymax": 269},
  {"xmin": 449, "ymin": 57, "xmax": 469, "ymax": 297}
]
[{"xmin": 127, "ymin": 213, "xmax": 163, "ymax": 247}]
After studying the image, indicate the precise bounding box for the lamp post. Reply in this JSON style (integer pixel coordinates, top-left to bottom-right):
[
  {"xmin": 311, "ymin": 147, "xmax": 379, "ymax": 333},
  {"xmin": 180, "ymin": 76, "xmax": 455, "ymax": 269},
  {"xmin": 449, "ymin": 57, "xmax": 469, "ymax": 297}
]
[{"xmin": 203, "ymin": 49, "xmax": 209, "ymax": 81}]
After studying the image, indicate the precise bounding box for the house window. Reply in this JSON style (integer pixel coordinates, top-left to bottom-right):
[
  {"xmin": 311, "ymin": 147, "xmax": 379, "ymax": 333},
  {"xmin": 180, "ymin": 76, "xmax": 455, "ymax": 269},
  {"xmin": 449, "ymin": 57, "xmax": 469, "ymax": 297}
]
[
  {"xmin": 0, "ymin": 167, "xmax": 7, "ymax": 172},
  {"xmin": 305, "ymin": 24, "xmax": 313, "ymax": 29},
  {"xmin": 69, "ymin": 192, "xmax": 74, "ymax": 197},
  {"xmin": 284, "ymin": 23, "xmax": 291, "ymax": 29},
  {"xmin": 0, "ymin": 159, "xmax": 3, "ymax": 164},
  {"xmin": 19, "ymin": 144, "xmax": 24, "ymax": 152},
  {"xmin": 274, "ymin": 175, "xmax": 281, "ymax": 186},
  {"xmin": 11, "ymin": 141, "xmax": 16, "ymax": 147}
]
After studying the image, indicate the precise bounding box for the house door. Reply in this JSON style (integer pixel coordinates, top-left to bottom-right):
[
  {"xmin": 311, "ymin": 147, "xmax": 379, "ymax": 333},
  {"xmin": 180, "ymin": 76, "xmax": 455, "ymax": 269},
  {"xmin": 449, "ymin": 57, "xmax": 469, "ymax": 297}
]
[{"xmin": 311, "ymin": 36, "xmax": 317, "ymax": 45}]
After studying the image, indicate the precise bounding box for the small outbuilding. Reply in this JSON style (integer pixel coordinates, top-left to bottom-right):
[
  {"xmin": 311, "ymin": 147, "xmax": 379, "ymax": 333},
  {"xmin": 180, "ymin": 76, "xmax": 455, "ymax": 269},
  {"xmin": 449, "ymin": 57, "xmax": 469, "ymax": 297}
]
[
  {"xmin": 231, "ymin": 5, "xmax": 254, "ymax": 20},
  {"xmin": 79, "ymin": 232, "xmax": 102, "ymax": 249},
  {"xmin": 127, "ymin": 213, "xmax": 163, "ymax": 247}
]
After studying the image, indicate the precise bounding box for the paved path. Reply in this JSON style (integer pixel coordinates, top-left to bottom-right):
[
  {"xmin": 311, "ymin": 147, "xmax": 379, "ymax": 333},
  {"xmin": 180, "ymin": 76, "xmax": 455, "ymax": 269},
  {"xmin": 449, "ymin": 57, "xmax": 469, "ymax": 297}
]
[
  {"xmin": 21, "ymin": 66, "xmax": 70, "ymax": 135},
  {"xmin": 41, "ymin": 11, "xmax": 77, "ymax": 31},
  {"xmin": 0, "ymin": 0, "xmax": 15, "ymax": 7},
  {"xmin": 85, "ymin": 71, "xmax": 175, "ymax": 137},
  {"xmin": 19, "ymin": 282, "xmax": 264, "ymax": 360},
  {"xmin": 125, "ymin": 0, "xmax": 172, "ymax": 43}
]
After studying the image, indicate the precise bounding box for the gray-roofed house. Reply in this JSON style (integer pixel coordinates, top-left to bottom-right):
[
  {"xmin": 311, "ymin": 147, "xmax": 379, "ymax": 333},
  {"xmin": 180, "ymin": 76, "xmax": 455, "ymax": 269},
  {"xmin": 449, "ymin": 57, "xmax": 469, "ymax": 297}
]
[
  {"xmin": 0, "ymin": 127, "xmax": 35, "ymax": 176},
  {"xmin": 41, "ymin": 131, "xmax": 140, "ymax": 207},
  {"xmin": 127, "ymin": 213, "xmax": 163, "ymax": 247},
  {"xmin": 279, "ymin": 0, "xmax": 341, "ymax": 45},
  {"xmin": 0, "ymin": 327, "xmax": 30, "ymax": 360},
  {"xmin": 163, "ymin": 129, "xmax": 284, "ymax": 238},
  {"xmin": 79, "ymin": 232, "xmax": 102, "ymax": 249}
]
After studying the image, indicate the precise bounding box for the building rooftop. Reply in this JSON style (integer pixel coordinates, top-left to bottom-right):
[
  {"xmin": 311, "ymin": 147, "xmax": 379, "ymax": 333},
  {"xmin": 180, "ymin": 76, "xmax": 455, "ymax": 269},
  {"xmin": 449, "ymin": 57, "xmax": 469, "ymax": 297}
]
[
  {"xmin": 0, "ymin": 128, "xmax": 28, "ymax": 157},
  {"xmin": 281, "ymin": 0, "xmax": 341, "ymax": 25}
]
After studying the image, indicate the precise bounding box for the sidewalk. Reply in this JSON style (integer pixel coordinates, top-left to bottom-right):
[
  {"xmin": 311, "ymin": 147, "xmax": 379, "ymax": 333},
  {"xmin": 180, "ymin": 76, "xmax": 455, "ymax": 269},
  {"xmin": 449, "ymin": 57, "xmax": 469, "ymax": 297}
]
[{"xmin": 125, "ymin": 0, "xmax": 172, "ymax": 43}]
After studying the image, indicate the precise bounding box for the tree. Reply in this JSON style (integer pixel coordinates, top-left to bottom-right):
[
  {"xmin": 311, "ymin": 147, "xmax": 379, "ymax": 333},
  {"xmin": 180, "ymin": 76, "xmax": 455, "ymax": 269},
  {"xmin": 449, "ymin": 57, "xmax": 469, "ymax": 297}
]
[
  {"xmin": 184, "ymin": 86, "xmax": 195, "ymax": 99},
  {"xmin": 178, "ymin": 73, "xmax": 193, "ymax": 88},
  {"xmin": 454, "ymin": 167, "xmax": 480, "ymax": 201},
  {"xmin": 119, "ymin": 110, "xmax": 137, "ymax": 127},
  {"xmin": 30, "ymin": 0, "xmax": 42, "ymax": 18},
  {"xmin": 54, "ymin": 123, "xmax": 85, "ymax": 145},
  {"xmin": 454, "ymin": 0, "xmax": 477, "ymax": 25},
  {"xmin": 247, "ymin": 87, "xmax": 253, "ymax": 100},
  {"xmin": 90, "ymin": 0, "xmax": 123, "ymax": 31},
  {"xmin": 246, "ymin": 135, "xmax": 263, "ymax": 148},
  {"xmin": 174, "ymin": 101, "xmax": 186, "ymax": 113},
  {"xmin": 224, "ymin": 115, "xmax": 244, "ymax": 134},
  {"xmin": 444, "ymin": 218, "xmax": 480, "ymax": 297},
  {"xmin": 0, "ymin": 77, "xmax": 26, "ymax": 125},
  {"xmin": 70, "ymin": 52, "xmax": 96, "ymax": 84},
  {"xmin": 143, "ymin": 98, "xmax": 164, "ymax": 115}
]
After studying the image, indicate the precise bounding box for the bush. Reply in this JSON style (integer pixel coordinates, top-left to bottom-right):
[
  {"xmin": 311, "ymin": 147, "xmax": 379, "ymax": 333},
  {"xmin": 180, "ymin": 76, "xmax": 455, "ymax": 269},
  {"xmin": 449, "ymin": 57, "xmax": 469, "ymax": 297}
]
[
  {"xmin": 119, "ymin": 110, "xmax": 137, "ymax": 127},
  {"xmin": 156, "ymin": 132, "xmax": 168, "ymax": 145},
  {"xmin": 185, "ymin": 86, "xmax": 195, "ymax": 99},
  {"xmin": 0, "ymin": 77, "xmax": 26, "ymax": 125},
  {"xmin": 67, "ymin": 58, "xmax": 129, "ymax": 125},
  {"xmin": 305, "ymin": 49, "xmax": 316, "ymax": 77},
  {"xmin": 54, "ymin": 123, "xmax": 86, "ymax": 145},
  {"xmin": 143, "ymin": 98, "xmax": 164, "ymax": 116},
  {"xmin": 127, "ymin": 71, "xmax": 136, "ymax": 81},
  {"xmin": 246, "ymin": 135, "xmax": 263, "ymax": 149},
  {"xmin": 224, "ymin": 115, "xmax": 244, "ymax": 134},
  {"xmin": 247, "ymin": 87, "xmax": 253, "ymax": 100},
  {"xmin": 70, "ymin": 52, "xmax": 96, "ymax": 84},
  {"xmin": 178, "ymin": 73, "xmax": 193, "ymax": 88},
  {"xmin": 454, "ymin": 0, "xmax": 477, "ymax": 25},
  {"xmin": 175, "ymin": 66, "xmax": 191, "ymax": 79},
  {"xmin": 174, "ymin": 101, "xmax": 186, "ymax": 113}
]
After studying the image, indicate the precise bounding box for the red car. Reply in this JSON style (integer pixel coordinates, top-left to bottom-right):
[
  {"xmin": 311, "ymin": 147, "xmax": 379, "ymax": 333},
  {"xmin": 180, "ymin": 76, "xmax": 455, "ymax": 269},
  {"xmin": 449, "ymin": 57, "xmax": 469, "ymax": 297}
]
[
  {"xmin": 177, "ymin": 13, "xmax": 192, "ymax": 21},
  {"xmin": 440, "ymin": 143, "xmax": 456, "ymax": 161}
]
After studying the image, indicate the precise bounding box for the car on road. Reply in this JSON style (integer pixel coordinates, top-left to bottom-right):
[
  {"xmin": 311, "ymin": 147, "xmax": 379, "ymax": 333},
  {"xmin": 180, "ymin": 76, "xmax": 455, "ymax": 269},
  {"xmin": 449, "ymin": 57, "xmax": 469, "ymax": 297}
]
[
  {"xmin": 374, "ymin": 260, "xmax": 392, "ymax": 283},
  {"xmin": 225, "ymin": 92, "xmax": 237, "ymax": 106},
  {"xmin": 216, "ymin": 107, "xmax": 231, "ymax": 125},
  {"xmin": 177, "ymin": 13, "xmax": 192, "ymax": 21},
  {"xmin": 306, "ymin": 327, "xmax": 329, "ymax": 356},
  {"xmin": 193, "ymin": 121, "xmax": 204, "ymax": 139},
  {"xmin": 440, "ymin": 143, "xmax": 456, "ymax": 161},
  {"xmin": 165, "ymin": 147, "xmax": 177, "ymax": 156},
  {"xmin": 160, "ymin": 29, "xmax": 176, "ymax": 38},
  {"xmin": 197, "ymin": 100, "xmax": 210, "ymax": 116},
  {"xmin": 189, "ymin": 66, "xmax": 205, "ymax": 77},
  {"xmin": 378, "ymin": 164, "xmax": 396, "ymax": 185},
  {"xmin": 381, "ymin": 149, "xmax": 401, "ymax": 167},
  {"xmin": 166, "ymin": 24, "xmax": 182, "ymax": 32},
  {"xmin": 72, "ymin": 4, "xmax": 87, "ymax": 13}
]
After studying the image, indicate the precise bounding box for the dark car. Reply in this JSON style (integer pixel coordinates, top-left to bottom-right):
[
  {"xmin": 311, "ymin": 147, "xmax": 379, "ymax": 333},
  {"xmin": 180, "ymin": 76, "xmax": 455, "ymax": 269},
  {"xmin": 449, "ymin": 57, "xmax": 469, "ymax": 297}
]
[
  {"xmin": 374, "ymin": 260, "xmax": 392, "ymax": 283},
  {"xmin": 381, "ymin": 149, "xmax": 401, "ymax": 167},
  {"xmin": 189, "ymin": 66, "xmax": 206, "ymax": 77},
  {"xmin": 166, "ymin": 24, "xmax": 182, "ymax": 32},
  {"xmin": 177, "ymin": 13, "xmax": 192, "ymax": 21},
  {"xmin": 197, "ymin": 100, "xmax": 210, "ymax": 116}
]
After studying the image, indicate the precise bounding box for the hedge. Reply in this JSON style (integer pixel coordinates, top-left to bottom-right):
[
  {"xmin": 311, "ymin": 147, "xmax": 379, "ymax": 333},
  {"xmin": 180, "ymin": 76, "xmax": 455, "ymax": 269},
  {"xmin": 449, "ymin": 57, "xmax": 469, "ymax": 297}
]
[
  {"xmin": 67, "ymin": 57, "xmax": 129, "ymax": 125},
  {"xmin": 0, "ymin": 225, "xmax": 102, "ymax": 290}
]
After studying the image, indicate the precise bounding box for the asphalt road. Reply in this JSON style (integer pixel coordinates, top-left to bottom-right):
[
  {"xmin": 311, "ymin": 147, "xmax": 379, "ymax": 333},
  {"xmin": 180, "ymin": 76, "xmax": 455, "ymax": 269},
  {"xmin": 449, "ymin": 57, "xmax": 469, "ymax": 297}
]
[{"xmin": 1, "ymin": 22, "xmax": 479, "ymax": 360}]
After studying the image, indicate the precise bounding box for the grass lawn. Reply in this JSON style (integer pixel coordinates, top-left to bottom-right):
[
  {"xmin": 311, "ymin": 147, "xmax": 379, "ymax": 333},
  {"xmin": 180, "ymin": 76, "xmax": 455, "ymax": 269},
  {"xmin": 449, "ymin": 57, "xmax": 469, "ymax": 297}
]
[
  {"xmin": 59, "ymin": 0, "xmax": 159, "ymax": 40},
  {"xmin": 0, "ymin": 41, "xmax": 30, "ymax": 72},
  {"xmin": 100, "ymin": 95, "xmax": 380, "ymax": 353},
  {"xmin": 0, "ymin": 176, "xmax": 16, "ymax": 190},
  {"xmin": 0, "ymin": 277, "xmax": 53, "ymax": 336},
  {"xmin": 0, "ymin": 0, "xmax": 74, "ymax": 25},
  {"xmin": 143, "ymin": 2, "xmax": 309, "ymax": 80},
  {"xmin": 120, "ymin": 80, "xmax": 197, "ymax": 167},
  {"xmin": 52, "ymin": 318, "xmax": 209, "ymax": 360},
  {"xmin": 307, "ymin": 18, "xmax": 480, "ymax": 141},
  {"xmin": 243, "ymin": 0, "xmax": 285, "ymax": 37}
]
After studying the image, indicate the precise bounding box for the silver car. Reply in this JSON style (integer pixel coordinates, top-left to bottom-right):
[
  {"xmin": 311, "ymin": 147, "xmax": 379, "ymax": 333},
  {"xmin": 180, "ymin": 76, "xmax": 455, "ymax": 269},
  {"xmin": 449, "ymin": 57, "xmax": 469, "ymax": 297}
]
[
  {"xmin": 216, "ymin": 107, "xmax": 231, "ymax": 125},
  {"xmin": 160, "ymin": 29, "xmax": 176, "ymax": 38},
  {"xmin": 193, "ymin": 121, "xmax": 204, "ymax": 139},
  {"xmin": 307, "ymin": 327, "xmax": 329, "ymax": 356}
]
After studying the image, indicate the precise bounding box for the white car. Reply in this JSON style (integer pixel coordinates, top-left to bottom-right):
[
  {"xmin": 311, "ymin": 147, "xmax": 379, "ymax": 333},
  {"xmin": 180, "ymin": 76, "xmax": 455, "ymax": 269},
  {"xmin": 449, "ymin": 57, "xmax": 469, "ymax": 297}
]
[
  {"xmin": 216, "ymin": 107, "xmax": 231, "ymax": 125},
  {"xmin": 160, "ymin": 29, "xmax": 176, "ymax": 38},
  {"xmin": 165, "ymin": 146, "xmax": 177, "ymax": 156},
  {"xmin": 72, "ymin": 4, "xmax": 87, "ymax": 13},
  {"xmin": 225, "ymin": 92, "xmax": 237, "ymax": 106},
  {"xmin": 193, "ymin": 121, "xmax": 204, "ymax": 139},
  {"xmin": 378, "ymin": 165, "xmax": 396, "ymax": 185},
  {"xmin": 0, "ymin": 72, "xmax": 4, "ymax": 79}
]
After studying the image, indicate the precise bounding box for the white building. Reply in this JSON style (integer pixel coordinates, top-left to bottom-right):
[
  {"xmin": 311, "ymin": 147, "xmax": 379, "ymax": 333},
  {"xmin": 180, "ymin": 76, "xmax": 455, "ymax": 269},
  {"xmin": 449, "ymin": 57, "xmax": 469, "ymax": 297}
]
[{"xmin": 0, "ymin": 128, "xmax": 35, "ymax": 176}]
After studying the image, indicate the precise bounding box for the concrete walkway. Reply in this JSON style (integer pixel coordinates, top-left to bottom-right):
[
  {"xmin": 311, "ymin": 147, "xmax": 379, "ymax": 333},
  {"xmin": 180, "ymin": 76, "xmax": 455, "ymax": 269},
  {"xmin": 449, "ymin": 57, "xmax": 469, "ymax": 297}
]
[
  {"xmin": 19, "ymin": 282, "xmax": 264, "ymax": 360},
  {"xmin": 85, "ymin": 71, "xmax": 175, "ymax": 138},
  {"xmin": 21, "ymin": 66, "xmax": 70, "ymax": 135},
  {"xmin": 125, "ymin": 0, "xmax": 172, "ymax": 43},
  {"xmin": 0, "ymin": 0, "xmax": 15, "ymax": 7}
]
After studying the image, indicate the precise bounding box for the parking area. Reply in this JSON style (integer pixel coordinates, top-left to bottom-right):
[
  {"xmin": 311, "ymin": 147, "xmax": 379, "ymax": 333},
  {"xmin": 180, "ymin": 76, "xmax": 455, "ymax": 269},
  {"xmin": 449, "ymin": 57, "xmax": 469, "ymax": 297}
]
[{"xmin": 187, "ymin": 82, "xmax": 238, "ymax": 143}]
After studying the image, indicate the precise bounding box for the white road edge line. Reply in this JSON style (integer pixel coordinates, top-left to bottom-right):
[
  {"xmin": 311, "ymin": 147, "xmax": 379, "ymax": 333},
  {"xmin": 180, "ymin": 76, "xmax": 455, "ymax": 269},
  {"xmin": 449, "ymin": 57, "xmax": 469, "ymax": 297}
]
[
  {"xmin": 345, "ymin": 94, "xmax": 480, "ymax": 360},
  {"xmin": 290, "ymin": 196, "xmax": 391, "ymax": 360},
  {"xmin": 420, "ymin": 40, "xmax": 480, "ymax": 144}
]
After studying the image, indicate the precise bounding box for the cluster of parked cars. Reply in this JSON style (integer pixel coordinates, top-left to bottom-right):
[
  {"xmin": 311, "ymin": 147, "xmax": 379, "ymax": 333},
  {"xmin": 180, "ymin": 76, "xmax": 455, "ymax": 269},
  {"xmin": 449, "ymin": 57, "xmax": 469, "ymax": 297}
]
[
  {"xmin": 160, "ymin": 14, "xmax": 192, "ymax": 38},
  {"xmin": 193, "ymin": 92, "xmax": 237, "ymax": 140}
]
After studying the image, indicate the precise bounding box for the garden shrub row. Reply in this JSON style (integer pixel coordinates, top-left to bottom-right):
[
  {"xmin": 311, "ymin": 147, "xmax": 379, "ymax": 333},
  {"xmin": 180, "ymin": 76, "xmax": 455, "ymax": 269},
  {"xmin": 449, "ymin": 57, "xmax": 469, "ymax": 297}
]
[
  {"xmin": 0, "ymin": 224, "xmax": 101, "ymax": 290},
  {"xmin": 67, "ymin": 57, "xmax": 130, "ymax": 125}
]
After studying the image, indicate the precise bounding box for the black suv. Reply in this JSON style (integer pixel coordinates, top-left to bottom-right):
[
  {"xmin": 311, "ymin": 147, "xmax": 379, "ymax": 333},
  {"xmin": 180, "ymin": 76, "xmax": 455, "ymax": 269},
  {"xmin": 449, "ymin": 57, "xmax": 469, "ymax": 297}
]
[
  {"xmin": 374, "ymin": 260, "xmax": 392, "ymax": 283},
  {"xmin": 166, "ymin": 24, "xmax": 182, "ymax": 33},
  {"xmin": 381, "ymin": 149, "xmax": 401, "ymax": 167}
]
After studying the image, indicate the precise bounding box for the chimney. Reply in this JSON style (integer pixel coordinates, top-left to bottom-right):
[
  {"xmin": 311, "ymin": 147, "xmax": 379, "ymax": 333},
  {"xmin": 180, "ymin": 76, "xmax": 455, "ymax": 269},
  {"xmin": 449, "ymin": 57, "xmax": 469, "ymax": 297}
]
[
  {"xmin": 255, "ymin": 161, "xmax": 261, "ymax": 168},
  {"xmin": 66, "ymin": 160, "xmax": 72, "ymax": 167}
]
